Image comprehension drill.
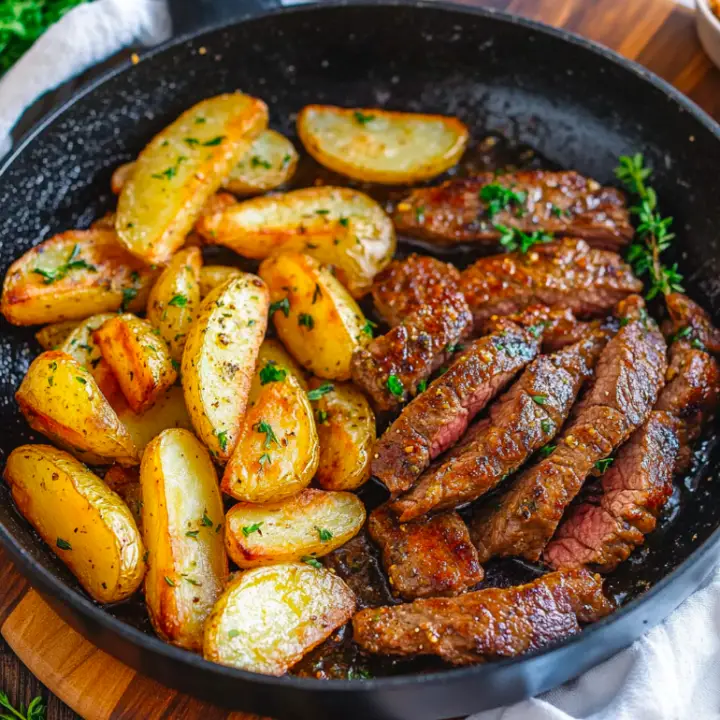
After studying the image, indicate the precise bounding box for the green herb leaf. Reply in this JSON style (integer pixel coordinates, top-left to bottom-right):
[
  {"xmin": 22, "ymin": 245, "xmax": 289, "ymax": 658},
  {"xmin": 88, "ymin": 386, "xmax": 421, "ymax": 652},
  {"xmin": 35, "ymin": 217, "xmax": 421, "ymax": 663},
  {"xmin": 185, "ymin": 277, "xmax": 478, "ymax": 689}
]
[
  {"xmin": 228, "ymin": 629, "xmax": 240, "ymax": 639},
  {"xmin": 269, "ymin": 296, "xmax": 290, "ymax": 317},
  {"xmin": 307, "ymin": 383, "xmax": 334, "ymax": 401},
  {"xmin": 595, "ymin": 457, "xmax": 614, "ymax": 473},
  {"xmin": 32, "ymin": 243, "xmax": 96, "ymax": 285},
  {"xmin": 417, "ymin": 379, "xmax": 428, "ymax": 393},
  {"xmin": 362, "ymin": 319, "xmax": 377, "ymax": 337},
  {"xmin": 242, "ymin": 522, "xmax": 264, "ymax": 537},
  {"xmin": 201, "ymin": 511, "xmax": 214, "ymax": 527},
  {"xmin": 316, "ymin": 409, "xmax": 329, "ymax": 424},
  {"xmin": 185, "ymin": 530, "xmax": 200, "ymax": 539},
  {"xmin": 250, "ymin": 155, "xmax": 272, "ymax": 169},
  {"xmin": 316, "ymin": 527, "xmax": 333, "ymax": 542},
  {"xmin": 301, "ymin": 555, "xmax": 323, "ymax": 569},
  {"xmin": 217, "ymin": 430, "xmax": 228, "ymax": 452},
  {"xmin": 479, "ymin": 183, "xmax": 527, "ymax": 219},
  {"xmin": 164, "ymin": 576, "xmax": 176, "ymax": 587},
  {"xmin": 120, "ymin": 287, "xmax": 138, "ymax": 312},
  {"xmin": 539, "ymin": 444, "xmax": 556, "ymax": 458},
  {"xmin": 386, "ymin": 374, "xmax": 404, "ymax": 398},
  {"xmin": 353, "ymin": 110, "xmax": 375, "ymax": 125},
  {"xmin": 259, "ymin": 361, "xmax": 287, "ymax": 385},
  {"xmin": 202, "ymin": 136, "xmax": 226, "ymax": 146},
  {"xmin": 531, "ymin": 394, "xmax": 547, "ymax": 405},
  {"xmin": 298, "ymin": 312, "xmax": 315, "ymax": 329},
  {"xmin": 254, "ymin": 419, "xmax": 279, "ymax": 448},
  {"xmin": 540, "ymin": 419, "xmax": 552, "ymax": 434},
  {"xmin": 168, "ymin": 293, "xmax": 188, "ymax": 307},
  {"xmin": 495, "ymin": 224, "xmax": 552, "ymax": 253},
  {"xmin": 56, "ymin": 538, "xmax": 72, "ymax": 551},
  {"xmin": 0, "ymin": 690, "xmax": 46, "ymax": 720}
]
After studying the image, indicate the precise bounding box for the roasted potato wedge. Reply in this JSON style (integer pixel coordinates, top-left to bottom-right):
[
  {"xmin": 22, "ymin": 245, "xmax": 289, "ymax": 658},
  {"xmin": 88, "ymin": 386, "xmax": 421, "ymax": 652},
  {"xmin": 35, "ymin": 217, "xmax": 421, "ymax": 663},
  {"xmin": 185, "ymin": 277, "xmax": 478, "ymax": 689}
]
[
  {"xmin": 198, "ymin": 265, "xmax": 242, "ymax": 299},
  {"xmin": 16, "ymin": 351, "xmax": 139, "ymax": 466},
  {"xmin": 94, "ymin": 314, "xmax": 177, "ymax": 414},
  {"xmin": 104, "ymin": 464, "xmax": 143, "ymax": 532},
  {"xmin": 309, "ymin": 379, "xmax": 375, "ymax": 491},
  {"xmin": 203, "ymin": 562, "xmax": 355, "ymax": 675},
  {"xmin": 196, "ymin": 187, "xmax": 395, "ymax": 298},
  {"xmin": 141, "ymin": 428, "xmax": 227, "ymax": 650},
  {"xmin": 259, "ymin": 252, "xmax": 369, "ymax": 380},
  {"xmin": 225, "ymin": 488, "xmax": 366, "ymax": 568},
  {"xmin": 257, "ymin": 338, "xmax": 308, "ymax": 389},
  {"xmin": 111, "ymin": 162, "xmax": 135, "ymax": 194},
  {"xmin": 35, "ymin": 320, "xmax": 80, "ymax": 350},
  {"xmin": 115, "ymin": 93, "xmax": 268, "ymax": 264},
  {"xmin": 297, "ymin": 105, "xmax": 468, "ymax": 184},
  {"xmin": 221, "ymin": 348, "xmax": 318, "ymax": 503},
  {"xmin": 182, "ymin": 273, "xmax": 269, "ymax": 461},
  {"xmin": 147, "ymin": 247, "xmax": 202, "ymax": 362},
  {"xmin": 5, "ymin": 445, "xmax": 145, "ymax": 603},
  {"xmin": 0, "ymin": 229, "xmax": 157, "ymax": 325}
]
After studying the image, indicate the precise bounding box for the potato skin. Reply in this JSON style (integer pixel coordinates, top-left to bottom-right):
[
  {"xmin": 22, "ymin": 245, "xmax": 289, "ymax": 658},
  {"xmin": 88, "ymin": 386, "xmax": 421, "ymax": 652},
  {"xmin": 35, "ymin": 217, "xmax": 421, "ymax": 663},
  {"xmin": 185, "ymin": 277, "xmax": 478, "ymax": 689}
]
[
  {"xmin": 35, "ymin": 320, "xmax": 80, "ymax": 350},
  {"xmin": 309, "ymin": 379, "xmax": 375, "ymax": 491},
  {"xmin": 225, "ymin": 488, "xmax": 366, "ymax": 568},
  {"xmin": 260, "ymin": 252, "xmax": 369, "ymax": 380},
  {"xmin": 141, "ymin": 429, "xmax": 228, "ymax": 650},
  {"xmin": 147, "ymin": 247, "xmax": 202, "ymax": 362},
  {"xmin": 198, "ymin": 265, "xmax": 241, "ymax": 299},
  {"xmin": 181, "ymin": 273, "xmax": 269, "ymax": 461},
  {"xmin": 297, "ymin": 105, "xmax": 468, "ymax": 184},
  {"xmin": 0, "ymin": 229, "xmax": 157, "ymax": 325},
  {"xmin": 203, "ymin": 562, "xmax": 356, "ymax": 675},
  {"xmin": 5, "ymin": 445, "xmax": 145, "ymax": 603},
  {"xmin": 196, "ymin": 186, "xmax": 396, "ymax": 298},
  {"xmin": 94, "ymin": 314, "xmax": 178, "ymax": 414},
  {"xmin": 16, "ymin": 351, "xmax": 139, "ymax": 466},
  {"xmin": 116, "ymin": 93, "xmax": 268, "ymax": 264},
  {"xmin": 104, "ymin": 464, "xmax": 143, "ymax": 532}
]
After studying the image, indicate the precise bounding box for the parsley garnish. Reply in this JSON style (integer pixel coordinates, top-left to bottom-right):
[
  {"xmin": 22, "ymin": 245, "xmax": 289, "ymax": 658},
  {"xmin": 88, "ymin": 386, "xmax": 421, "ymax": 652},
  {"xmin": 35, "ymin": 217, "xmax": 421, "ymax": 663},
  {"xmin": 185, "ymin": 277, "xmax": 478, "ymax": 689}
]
[
  {"xmin": 540, "ymin": 419, "xmax": 552, "ymax": 434},
  {"xmin": 251, "ymin": 156, "xmax": 272, "ymax": 169},
  {"xmin": 168, "ymin": 294, "xmax": 188, "ymax": 307},
  {"xmin": 415, "ymin": 205, "xmax": 425, "ymax": 223},
  {"xmin": 386, "ymin": 374, "xmax": 404, "ymax": 398},
  {"xmin": 217, "ymin": 430, "xmax": 228, "ymax": 452},
  {"xmin": 255, "ymin": 420, "xmax": 279, "ymax": 448},
  {"xmin": 539, "ymin": 444, "xmax": 556, "ymax": 457},
  {"xmin": 120, "ymin": 287, "xmax": 138, "ymax": 312},
  {"xmin": 316, "ymin": 527, "xmax": 333, "ymax": 542},
  {"xmin": 362, "ymin": 319, "xmax": 377, "ymax": 337},
  {"xmin": 595, "ymin": 457, "xmax": 614, "ymax": 473},
  {"xmin": 301, "ymin": 556, "xmax": 323, "ymax": 569},
  {"xmin": 269, "ymin": 296, "xmax": 290, "ymax": 317},
  {"xmin": 339, "ymin": 217, "xmax": 349, "ymax": 227},
  {"xmin": 33, "ymin": 243, "xmax": 96, "ymax": 285},
  {"xmin": 480, "ymin": 184, "xmax": 527, "ymax": 219},
  {"xmin": 531, "ymin": 394, "xmax": 547, "ymax": 405},
  {"xmin": 242, "ymin": 522, "xmax": 264, "ymax": 537},
  {"xmin": 164, "ymin": 576, "xmax": 176, "ymax": 587},
  {"xmin": 258, "ymin": 452, "xmax": 272, "ymax": 469},
  {"xmin": 202, "ymin": 136, "xmax": 226, "ymax": 146},
  {"xmin": 312, "ymin": 283, "xmax": 322, "ymax": 304},
  {"xmin": 259, "ymin": 361, "xmax": 287, "ymax": 385},
  {"xmin": 417, "ymin": 379, "xmax": 428, "ymax": 393},
  {"xmin": 201, "ymin": 511, "xmax": 214, "ymax": 527},
  {"xmin": 151, "ymin": 155, "xmax": 187, "ymax": 180},
  {"xmin": 185, "ymin": 530, "xmax": 200, "ymax": 539},
  {"xmin": 56, "ymin": 538, "xmax": 72, "ymax": 551},
  {"xmin": 353, "ymin": 110, "xmax": 375, "ymax": 125},
  {"xmin": 316, "ymin": 409, "xmax": 329, "ymax": 424},
  {"xmin": 298, "ymin": 312, "xmax": 315, "ymax": 329},
  {"xmin": 307, "ymin": 383, "xmax": 334, "ymax": 401},
  {"xmin": 495, "ymin": 224, "xmax": 552, "ymax": 253}
]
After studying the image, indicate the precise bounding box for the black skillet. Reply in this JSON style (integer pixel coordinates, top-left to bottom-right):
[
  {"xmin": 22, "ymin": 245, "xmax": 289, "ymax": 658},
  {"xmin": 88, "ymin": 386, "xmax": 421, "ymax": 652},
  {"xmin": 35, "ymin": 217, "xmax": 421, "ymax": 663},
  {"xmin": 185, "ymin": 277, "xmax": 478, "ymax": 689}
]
[{"xmin": 1, "ymin": 2, "xmax": 720, "ymax": 719}]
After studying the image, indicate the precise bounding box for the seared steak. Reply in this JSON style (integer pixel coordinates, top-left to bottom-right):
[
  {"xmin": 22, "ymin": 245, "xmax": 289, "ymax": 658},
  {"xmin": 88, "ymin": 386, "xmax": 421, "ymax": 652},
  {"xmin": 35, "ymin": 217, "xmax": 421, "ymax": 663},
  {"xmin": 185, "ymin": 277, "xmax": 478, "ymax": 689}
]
[
  {"xmin": 664, "ymin": 292, "xmax": 720, "ymax": 356},
  {"xmin": 372, "ymin": 315, "xmax": 542, "ymax": 495},
  {"xmin": 352, "ymin": 568, "xmax": 614, "ymax": 665},
  {"xmin": 393, "ymin": 171, "xmax": 633, "ymax": 250},
  {"xmin": 392, "ymin": 326, "xmax": 610, "ymax": 521},
  {"xmin": 472, "ymin": 296, "xmax": 667, "ymax": 563},
  {"xmin": 544, "ymin": 411, "xmax": 680, "ymax": 572},
  {"xmin": 368, "ymin": 505, "xmax": 483, "ymax": 600},
  {"xmin": 460, "ymin": 238, "xmax": 642, "ymax": 331},
  {"xmin": 351, "ymin": 271, "xmax": 472, "ymax": 411},
  {"xmin": 371, "ymin": 254, "xmax": 463, "ymax": 327}
]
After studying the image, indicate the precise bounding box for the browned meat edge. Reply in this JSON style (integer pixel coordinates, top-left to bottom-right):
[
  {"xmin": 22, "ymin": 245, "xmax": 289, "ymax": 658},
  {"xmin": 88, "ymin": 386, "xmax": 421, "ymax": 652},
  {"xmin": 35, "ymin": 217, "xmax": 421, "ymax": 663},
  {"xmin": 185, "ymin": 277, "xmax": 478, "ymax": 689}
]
[
  {"xmin": 391, "ymin": 326, "xmax": 611, "ymax": 522},
  {"xmin": 472, "ymin": 296, "xmax": 667, "ymax": 563},
  {"xmin": 663, "ymin": 292, "xmax": 720, "ymax": 356},
  {"xmin": 368, "ymin": 505, "xmax": 483, "ymax": 601},
  {"xmin": 460, "ymin": 238, "xmax": 642, "ymax": 331},
  {"xmin": 393, "ymin": 171, "xmax": 633, "ymax": 250},
  {"xmin": 352, "ymin": 568, "xmax": 615, "ymax": 665}
]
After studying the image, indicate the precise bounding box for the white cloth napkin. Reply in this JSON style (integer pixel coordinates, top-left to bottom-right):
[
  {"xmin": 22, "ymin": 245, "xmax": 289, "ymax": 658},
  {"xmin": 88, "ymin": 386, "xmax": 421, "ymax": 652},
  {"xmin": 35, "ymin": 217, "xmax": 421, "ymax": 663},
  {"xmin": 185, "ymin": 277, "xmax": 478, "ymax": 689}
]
[{"xmin": 1, "ymin": 2, "xmax": 718, "ymax": 719}]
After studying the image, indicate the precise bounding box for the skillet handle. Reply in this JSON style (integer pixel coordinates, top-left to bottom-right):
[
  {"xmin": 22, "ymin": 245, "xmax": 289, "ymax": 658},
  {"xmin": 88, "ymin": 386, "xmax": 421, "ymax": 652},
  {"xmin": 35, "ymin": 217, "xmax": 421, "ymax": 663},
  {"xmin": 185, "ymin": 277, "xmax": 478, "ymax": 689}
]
[{"xmin": 168, "ymin": 0, "xmax": 283, "ymax": 36}]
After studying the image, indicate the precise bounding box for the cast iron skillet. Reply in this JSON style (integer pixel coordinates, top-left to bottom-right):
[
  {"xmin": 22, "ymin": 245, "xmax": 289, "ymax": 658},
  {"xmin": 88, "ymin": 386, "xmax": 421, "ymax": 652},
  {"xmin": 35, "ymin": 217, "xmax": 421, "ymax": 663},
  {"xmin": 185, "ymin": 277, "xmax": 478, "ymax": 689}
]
[{"xmin": 1, "ymin": 2, "xmax": 720, "ymax": 718}]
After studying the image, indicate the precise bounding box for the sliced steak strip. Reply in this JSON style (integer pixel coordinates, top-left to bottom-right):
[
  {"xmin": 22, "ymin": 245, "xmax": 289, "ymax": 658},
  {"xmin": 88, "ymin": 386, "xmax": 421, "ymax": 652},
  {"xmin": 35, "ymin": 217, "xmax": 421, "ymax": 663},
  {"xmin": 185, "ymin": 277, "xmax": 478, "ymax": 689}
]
[
  {"xmin": 371, "ymin": 254, "xmax": 463, "ymax": 327},
  {"xmin": 544, "ymin": 411, "xmax": 680, "ymax": 572},
  {"xmin": 372, "ymin": 316, "xmax": 542, "ymax": 495},
  {"xmin": 352, "ymin": 568, "xmax": 614, "ymax": 665},
  {"xmin": 368, "ymin": 505, "xmax": 483, "ymax": 601},
  {"xmin": 663, "ymin": 292, "xmax": 720, "ymax": 356},
  {"xmin": 351, "ymin": 274, "xmax": 472, "ymax": 412},
  {"xmin": 472, "ymin": 296, "xmax": 667, "ymax": 563},
  {"xmin": 391, "ymin": 326, "xmax": 610, "ymax": 522},
  {"xmin": 393, "ymin": 171, "xmax": 633, "ymax": 250},
  {"xmin": 460, "ymin": 238, "xmax": 642, "ymax": 331}
]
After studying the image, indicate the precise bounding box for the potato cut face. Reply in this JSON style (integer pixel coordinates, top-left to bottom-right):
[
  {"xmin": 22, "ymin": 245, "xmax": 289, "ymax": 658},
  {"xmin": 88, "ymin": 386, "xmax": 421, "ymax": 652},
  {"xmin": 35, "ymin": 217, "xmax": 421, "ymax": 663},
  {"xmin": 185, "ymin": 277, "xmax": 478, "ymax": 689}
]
[
  {"xmin": 147, "ymin": 247, "xmax": 202, "ymax": 362},
  {"xmin": 203, "ymin": 562, "xmax": 356, "ymax": 675},
  {"xmin": 221, "ymin": 360, "xmax": 318, "ymax": 503},
  {"xmin": 257, "ymin": 338, "xmax": 308, "ymax": 389},
  {"xmin": 95, "ymin": 314, "xmax": 177, "ymax": 414},
  {"xmin": 260, "ymin": 252, "xmax": 369, "ymax": 380},
  {"xmin": 196, "ymin": 186, "xmax": 396, "ymax": 298},
  {"xmin": 116, "ymin": 93, "xmax": 268, "ymax": 264},
  {"xmin": 35, "ymin": 320, "xmax": 80, "ymax": 350},
  {"xmin": 198, "ymin": 265, "xmax": 242, "ymax": 299},
  {"xmin": 181, "ymin": 273, "xmax": 269, "ymax": 461},
  {"xmin": 141, "ymin": 428, "xmax": 227, "ymax": 650},
  {"xmin": 16, "ymin": 351, "xmax": 139, "ymax": 466},
  {"xmin": 0, "ymin": 229, "xmax": 157, "ymax": 325},
  {"xmin": 5, "ymin": 445, "xmax": 145, "ymax": 603},
  {"xmin": 310, "ymin": 379, "xmax": 376, "ymax": 491},
  {"xmin": 225, "ymin": 488, "xmax": 366, "ymax": 568},
  {"xmin": 224, "ymin": 129, "xmax": 298, "ymax": 195},
  {"xmin": 297, "ymin": 105, "xmax": 468, "ymax": 184}
]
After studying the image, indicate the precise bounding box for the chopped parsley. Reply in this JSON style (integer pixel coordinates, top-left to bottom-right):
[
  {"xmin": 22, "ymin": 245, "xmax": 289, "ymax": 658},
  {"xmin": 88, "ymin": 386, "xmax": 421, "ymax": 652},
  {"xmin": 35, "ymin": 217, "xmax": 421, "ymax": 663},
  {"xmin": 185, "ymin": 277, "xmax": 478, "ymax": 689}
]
[
  {"xmin": 250, "ymin": 155, "xmax": 272, "ymax": 169},
  {"xmin": 353, "ymin": 110, "xmax": 375, "ymax": 125},
  {"xmin": 151, "ymin": 155, "xmax": 187, "ymax": 180},
  {"xmin": 258, "ymin": 452, "xmax": 272, "ymax": 469},
  {"xmin": 301, "ymin": 555, "xmax": 323, "ymax": 569},
  {"xmin": 201, "ymin": 511, "xmax": 214, "ymax": 528},
  {"xmin": 120, "ymin": 287, "xmax": 138, "ymax": 312},
  {"xmin": 298, "ymin": 312, "xmax": 315, "ymax": 329},
  {"xmin": 168, "ymin": 294, "xmax": 188, "ymax": 307},
  {"xmin": 540, "ymin": 419, "xmax": 552, "ymax": 434},
  {"xmin": 539, "ymin": 444, "xmax": 556, "ymax": 458},
  {"xmin": 164, "ymin": 576, "xmax": 176, "ymax": 587},
  {"xmin": 33, "ymin": 243, "xmax": 96, "ymax": 285},
  {"xmin": 339, "ymin": 217, "xmax": 349, "ymax": 227},
  {"xmin": 307, "ymin": 383, "xmax": 334, "ymax": 401},
  {"xmin": 217, "ymin": 430, "xmax": 228, "ymax": 452},
  {"xmin": 387, "ymin": 374, "xmax": 404, "ymax": 398},
  {"xmin": 316, "ymin": 409, "xmax": 329, "ymax": 424},
  {"xmin": 479, "ymin": 184, "xmax": 527, "ymax": 219},
  {"xmin": 202, "ymin": 136, "xmax": 226, "ymax": 146},
  {"xmin": 362, "ymin": 319, "xmax": 377, "ymax": 337},
  {"xmin": 56, "ymin": 538, "xmax": 72, "ymax": 551},
  {"xmin": 531, "ymin": 394, "xmax": 547, "ymax": 405},
  {"xmin": 269, "ymin": 296, "xmax": 290, "ymax": 317},
  {"xmin": 495, "ymin": 224, "xmax": 552, "ymax": 254},
  {"xmin": 255, "ymin": 420, "xmax": 279, "ymax": 448},
  {"xmin": 185, "ymin": 530, "xmax": 200, "ymax": 539},
  {"xmin": 259, "ymin": 361, "xmax": 287, "ymax": 385},
  {"xmin": 415, "ymin": 205, "xmax": 425, "ymax": 223},
  {"xmin": 316, "ymin": 527, "xmax": 333, "ymax": 542},
  {"xmin": 595, "ymin": 457, "xmax": 614, "ymax": 474},
  {"xmin": 417, "ymin": 379, "xmax": 428, "ymax": 393},
  {"xmin": 242, "ymin": 522, "xmax": 264, "ymax": 537}
]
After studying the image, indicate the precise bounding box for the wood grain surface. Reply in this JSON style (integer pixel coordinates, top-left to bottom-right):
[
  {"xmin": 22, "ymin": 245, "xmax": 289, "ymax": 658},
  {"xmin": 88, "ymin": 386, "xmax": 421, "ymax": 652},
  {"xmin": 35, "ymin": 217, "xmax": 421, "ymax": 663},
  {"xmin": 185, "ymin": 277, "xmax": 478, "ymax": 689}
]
[{"xmin": 1, "ymin": 1, "xmax": 719, "ymax": 718}]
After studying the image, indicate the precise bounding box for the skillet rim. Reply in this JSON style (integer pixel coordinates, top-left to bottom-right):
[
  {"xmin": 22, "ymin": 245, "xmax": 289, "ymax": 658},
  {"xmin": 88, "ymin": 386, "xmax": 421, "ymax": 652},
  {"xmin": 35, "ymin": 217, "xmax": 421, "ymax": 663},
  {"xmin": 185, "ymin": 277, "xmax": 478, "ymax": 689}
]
[{"xmin": 1, "ymin": 0, "xmax": 720, "ymax": 695}]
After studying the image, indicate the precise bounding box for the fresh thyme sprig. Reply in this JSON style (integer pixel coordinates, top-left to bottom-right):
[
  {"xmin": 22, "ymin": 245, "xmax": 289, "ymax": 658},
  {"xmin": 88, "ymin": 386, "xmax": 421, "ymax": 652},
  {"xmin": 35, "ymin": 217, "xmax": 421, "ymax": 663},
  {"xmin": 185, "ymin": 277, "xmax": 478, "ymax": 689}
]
[
  {"xmin": 0, "ymin": 691, "xmax": 45, "ymax": 720},
  {"xmin": 615, "ymin": 153, "xmax": 684, "ymax": 300}
]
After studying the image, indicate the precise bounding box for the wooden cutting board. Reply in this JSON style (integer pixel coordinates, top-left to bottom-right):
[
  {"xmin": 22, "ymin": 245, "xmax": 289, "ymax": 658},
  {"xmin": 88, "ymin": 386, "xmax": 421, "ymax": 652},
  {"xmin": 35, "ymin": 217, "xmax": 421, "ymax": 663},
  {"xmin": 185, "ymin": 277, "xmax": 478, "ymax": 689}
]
[{"xmin": 1, "ymin": 1, "xmax": 718, "ymax": 718}]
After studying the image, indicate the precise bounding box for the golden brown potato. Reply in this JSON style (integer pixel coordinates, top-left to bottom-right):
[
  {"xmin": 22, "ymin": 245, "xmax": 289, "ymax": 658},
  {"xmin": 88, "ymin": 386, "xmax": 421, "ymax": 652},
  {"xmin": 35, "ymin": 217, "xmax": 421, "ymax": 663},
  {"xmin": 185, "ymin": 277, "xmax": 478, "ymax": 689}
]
[
  {"xmin": 35, "ymin": 320, "xmax": 80, "ymax": 350},
  {"xmin": 115, "ymin": 93, "xmax": 268, "ymax": 264},
  {"xmin": 5, "ymin": 445, "xmax": 145, "ymax": 603},
  {"xmin": 256, "ymin": 338, "xmax": 308, "ymax": 389},
  {"xmin": 203, "ymin": 562, "xmax": 355, "ymax": 675},
  {"xmin": 104, "ymin": 464, "xmax": 143, "ymax": 532},
  {"xmin": 111, "ymin": 162, "xmax": 135, "ymax": 194},
  {"xmin": 309, "ymin": 378, "xmax": 375, "ymax": 491},
  {"xmin": 221, "ymin": 344, "xmax": 318, "ymax": 503},
  {"xmin": 182, "ymin": 273, "xmax": 269, "ymax": 461},
  {"xmin": 297, "ymin": 105, "xmax": 468, "ymax": 184},
  {"xmin": 225, "ymin": 488, "xmax": 366, "ymax": 568},
  {"xmin": 259, "ymin": 252, "xmax": 369, "ymax": 380},
  {"xmin": 198, "ymin": 265, "xmax": 242, "ymax": 299},
  {"xmin": 141, "ymin": 429, "xmax": 227, "ymax": 650},
  {"xmin": 90, "ymin": 212, "xmax": 117, "ymax": 230},
  {"xmin": 146, "ymin": 247, "xmax": 202, "ymax": 362},
  {"xmin": 195, "ymin": 186, "xmax": 395, "ymax": 298},
  {"xmin": 94, "ymin": 314, "xmax": 177, "ymax": 414},
  {"xmin": 0, "ymin": 229, "xmax": 157, "ymax": 326},
  {"xmin": 16, "ymin": 351, "xmax": 139, "ymax": 466}
]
